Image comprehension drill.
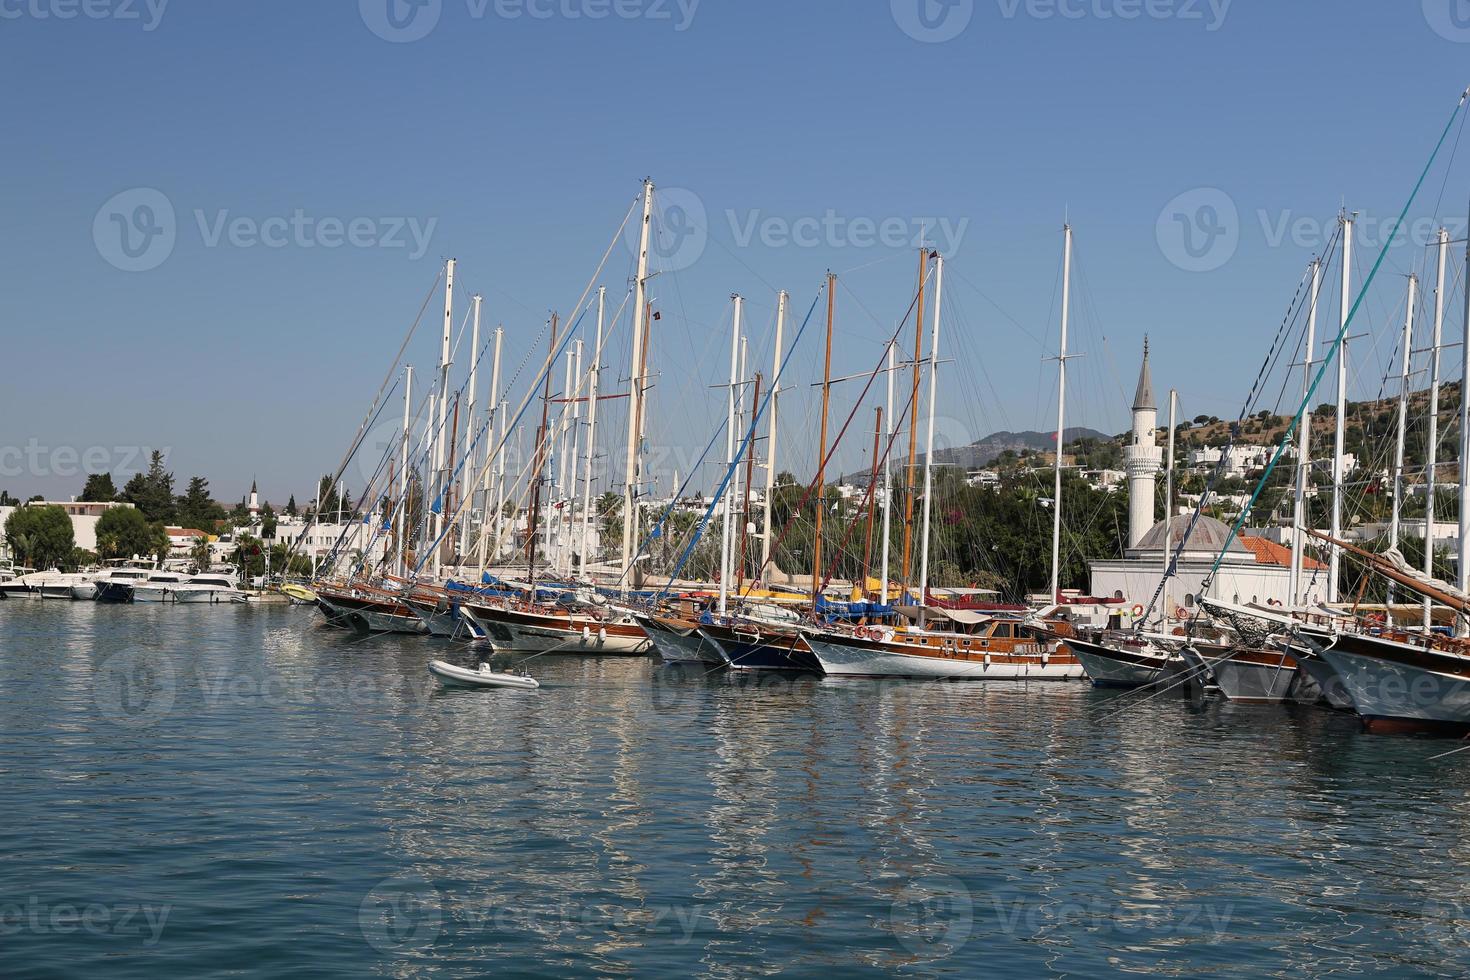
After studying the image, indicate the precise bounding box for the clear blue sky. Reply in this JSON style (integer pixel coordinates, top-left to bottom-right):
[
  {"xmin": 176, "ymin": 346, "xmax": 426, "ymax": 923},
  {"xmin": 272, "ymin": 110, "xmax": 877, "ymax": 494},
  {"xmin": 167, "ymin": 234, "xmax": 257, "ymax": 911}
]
[{"xmin": 2, "ymin": 1, "xmax": 1468, "ymax": 506}]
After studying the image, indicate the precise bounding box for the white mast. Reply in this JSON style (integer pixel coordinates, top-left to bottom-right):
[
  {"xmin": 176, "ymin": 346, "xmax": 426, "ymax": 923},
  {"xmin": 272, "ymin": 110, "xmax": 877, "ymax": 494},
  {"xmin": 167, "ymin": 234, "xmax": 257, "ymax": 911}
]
[
  {"xmin": 1459, "ymin": 217, "xmax": 1470, "ymax": 635},
  {"xmin": 620, "ymin": 181, "xmax": 654, "ymax": 594},
  {"xmin": 1328, "ymin": 217, "xmax": 1351, "ymax": 603},
  {"xmin": 553, "ymin": 346, "xmax": 575, "ymax": 573},
  {"xmin": 1161, "ymin": 388, "xmax": 1177, "ymax": 622},
  {"xmin": 459, "ymin": 293, "xmax": 482, "ymax": 565},
  {"xmin": 916, "ymin": 253, "xmax": 945, "ymax": 614},
  {"xmin": 1426, "ymin": 228, "xmax": 1448, "ymax": 630},
  {"xmin": 718, "ymin": 294, "xmax": 743, "ymax": 617},
  {"xmin": 477, "ymin": 326, "xmax": 504, "ymax": 578},
  {"xmin": 579, "ymin": 288, "xmax": 605, "ymax": 581},
  {"xmin": 1390, "ymin": 276, "xmax": 1418, "ymax": 563},
  {"xmin": 1290, "ymin": 259, "xmax": 1321, "ymax": 606},
  {"xmin": 494, "ymin": 398, "xmax": 508, "ymax": 565},
  {"xmin": 880, "ymin": 339, "xmax": 896, "ymax": 603},
  {"xmin": 760, "ymin": 290, "xmax": 787, "ymax": 577},
  {"xmin": 1049, "ymin": 225, "xmax": 1072, "ymax": 604},
  {"xmin": 399, "ymin": 366, "xmax": 413, "ymax": 577},
  {"xmin": 431, "ymin": 257, "xmax": 455, "ymax": 579},
  {"xmin": 563, "ymin": 339, "xmax": 584, "ymax": 577}
]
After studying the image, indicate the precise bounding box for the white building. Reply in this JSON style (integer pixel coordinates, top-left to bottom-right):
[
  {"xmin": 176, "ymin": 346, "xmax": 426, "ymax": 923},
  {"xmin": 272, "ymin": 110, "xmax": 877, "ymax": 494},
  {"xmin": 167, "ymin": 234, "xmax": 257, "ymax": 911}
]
[
  {"xmin": 0, "ymin": 499, "xmax": 135, "ymax": 555},
  {"xmin": 1187, "ymin": 444, "xmax": 1273, "ymax": 479}
]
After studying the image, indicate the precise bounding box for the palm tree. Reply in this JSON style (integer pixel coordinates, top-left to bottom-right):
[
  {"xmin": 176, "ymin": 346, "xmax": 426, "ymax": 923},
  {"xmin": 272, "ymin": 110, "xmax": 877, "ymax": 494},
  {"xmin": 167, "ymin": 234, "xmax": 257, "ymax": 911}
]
[{"xmin": 190, "ymin": 535, "xmax": 212, "ymax": 571}]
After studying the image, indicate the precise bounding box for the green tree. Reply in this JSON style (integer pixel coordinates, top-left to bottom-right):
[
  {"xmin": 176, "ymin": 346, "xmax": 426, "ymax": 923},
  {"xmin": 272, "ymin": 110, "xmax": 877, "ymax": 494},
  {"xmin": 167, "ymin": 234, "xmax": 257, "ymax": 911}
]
[
  {"xmin": 95, "ymin": 506, "xmax": 168, "ymax": 561},
  {"xmin": 176, "ymin": 475, "xmax": 225, "ymax": 531},
  {"xmin": 0, "ymin": 491, "xmax": 16, "ymax": 506},
  {"xmin": 4, "ymin": 505, "xmax": 76, "ymax": 569},
  {"xmin": 122, "ymin": 451, "xmax": 176, "ymax": 523},
  {"xmin": 79, "ymin": 473, "xmax": 118, "ymax": 502}
]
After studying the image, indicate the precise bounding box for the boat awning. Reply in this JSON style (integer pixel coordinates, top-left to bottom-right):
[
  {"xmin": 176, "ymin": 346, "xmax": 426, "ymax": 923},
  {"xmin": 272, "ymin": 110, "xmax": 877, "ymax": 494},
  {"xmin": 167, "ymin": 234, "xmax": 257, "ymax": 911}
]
[{"xmin": 894, "ymin": 605, "xmax": 992, "ymax": 625}]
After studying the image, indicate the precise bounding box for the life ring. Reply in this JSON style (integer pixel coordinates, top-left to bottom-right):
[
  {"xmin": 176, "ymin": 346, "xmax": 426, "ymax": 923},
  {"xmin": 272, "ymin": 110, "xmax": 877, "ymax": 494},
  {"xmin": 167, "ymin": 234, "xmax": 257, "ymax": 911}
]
[{"xmin": 1130, "ymin": 603, "xmax": 1145, "ymax": 619}]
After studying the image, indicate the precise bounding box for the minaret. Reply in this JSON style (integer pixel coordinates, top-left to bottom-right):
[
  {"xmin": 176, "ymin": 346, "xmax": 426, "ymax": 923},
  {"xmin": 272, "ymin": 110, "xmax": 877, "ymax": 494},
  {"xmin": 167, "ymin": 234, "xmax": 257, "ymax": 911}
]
[
  {"xmin": 1125, "ymin": 339, "xmax": 1162, "ymax": 548},
  {"xmin": 248, "ymin": 479, "xmax": 260, "ymax": 516}
]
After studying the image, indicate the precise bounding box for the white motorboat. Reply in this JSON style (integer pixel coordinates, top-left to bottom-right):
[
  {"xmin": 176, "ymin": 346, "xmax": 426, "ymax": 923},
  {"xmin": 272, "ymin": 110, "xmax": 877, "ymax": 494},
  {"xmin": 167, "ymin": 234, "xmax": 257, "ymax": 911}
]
[
  {"xmin": 130, "ymin": 570, "xmax": 192, "ymax": 603},
  {"xmin": 172, "ymin": 570, "xmax": 250, "ymax": 604},
  {"xmin": 428, "ymin": 660, "xmax": 540, "ymax": 690},
  {"xmin": 93, "ymin": 566, "xmax": 155, "ymax": 602},
  {"xmin": 36, "ymin": 571, "xmax": 90, "ymax": 599}
]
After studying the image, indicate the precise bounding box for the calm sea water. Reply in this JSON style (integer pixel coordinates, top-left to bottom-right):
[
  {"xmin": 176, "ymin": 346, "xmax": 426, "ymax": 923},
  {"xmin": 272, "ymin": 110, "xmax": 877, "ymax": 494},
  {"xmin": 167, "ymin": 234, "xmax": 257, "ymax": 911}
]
[{"xmin": 2, "ymin": 601, "xmax": 1469, "ymax": 977}]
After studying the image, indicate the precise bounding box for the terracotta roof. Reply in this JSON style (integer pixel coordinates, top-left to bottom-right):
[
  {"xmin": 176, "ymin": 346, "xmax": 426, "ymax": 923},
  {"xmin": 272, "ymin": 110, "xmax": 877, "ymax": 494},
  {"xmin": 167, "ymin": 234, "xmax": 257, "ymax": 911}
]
[
  {"xmin": 1239, "ymin": 535, "xmax": 1324, "ymax": 570},
  {"xmin": 166, "ymin": 527, "xmax": 208, "ymax": 538}
]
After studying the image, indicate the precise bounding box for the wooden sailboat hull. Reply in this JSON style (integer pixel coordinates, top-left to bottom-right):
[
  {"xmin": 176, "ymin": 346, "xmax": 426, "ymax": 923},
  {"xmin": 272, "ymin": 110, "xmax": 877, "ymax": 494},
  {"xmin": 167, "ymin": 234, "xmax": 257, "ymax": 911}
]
[
  {"xmin": 1181, "ymin": 645, "xmax": 1301, "ymax": 703},
  {"xmin": 1064, "ymin": 635, "xmax": 1174, "ymax": 689},
  {"xmin": 1316, "ymin": 632, "xmax": 1470, "ymax": 735},
  {"xmin": 315, "ymin": 593, "xmax": 428, "ymax": 635},
  {"xmin": 459, "ymin": 603, "xmax": 650, "ymax": 654},
  {"xmin": 634, "ymin": 613, "xmax": 725, "ymax": 666},
  {"xmin": 803, "ymin": 630, "xmax": 1083, "ymax": 680}
]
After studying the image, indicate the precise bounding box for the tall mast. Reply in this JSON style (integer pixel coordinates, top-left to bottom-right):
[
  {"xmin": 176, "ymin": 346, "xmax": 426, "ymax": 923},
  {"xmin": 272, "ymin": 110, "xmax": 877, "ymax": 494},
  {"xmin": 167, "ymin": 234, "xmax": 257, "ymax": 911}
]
[
  {"xmin": 555, "ymin": 344, "xmax": 576, "ymax": 573},
  {"xmin": 579, "ymin": 288, "xmax": 605, "ymax": 581},
  {"xmin": 1290, "ymin": 259, "xmax": 1320, "ymax": 606},
  {"xmin": 1328, "ymin": 216, "xmax": 1352, "ymax": 603},
  {"xmin": 563, "ymin": 339, "xmax": 584, "ymax": 577},
  {"xmin": 399, "ymin": 366, "xmax": 413, "ymax": 577},
  {"xmin": 620, "ymin": 179, "xmax": 655, "ymax": 594},
  {"xmin": 737, "ymin": 373, "xmax": 763, "ymax": 590},
  {"xmin": 862, "ymin": 405, "xmax": 883, "ymax": 597},
  {"xmin": 1390, "ymin": 276, "xmax": 1418, "ymax": 564},
  {"xmin": 812, "ymin": 274, "xmax": 836, "ymax": 606},
  {"xmin": 1161, "ymin": 388, "xmax": 1177, "ymax": 622},
  {"xmin": 459, "ymin": 293, "xmax": 482, "ymax": 559},
  {"xmin": 527, "ymin": 314, "xmax": 558, "ymax": 585},
  {"xmin": 431, "ymin": 257, "xmax": 455, "ymax": 578},
  {"xmin": 1428, "ymin": 229, "xmax": 1449, "ymax": 630},
  {"xmin": 915, "ymin": 254, "xmax": 945, "ymax": 616},
  {"xmin": 477, "ymin": 326, "xmax": 504, "ymax": 578},
  {"xmin": 1459, "ymin": 214, "xmax": 1470, "ymax": 635},
  {"xmin": 718, "ymin": 294, "xmax": 743, "ymax": 617},
  {"xmin": 880, "ymin": 340, "xmax": 896, "ymax": 603},
  {"xmin": 760, "ymin": 290, "xmax": 787, "ymax": 576},
  {"xmin": 901, "ymin": 250, "xmax": 927, "ymax": 596},
  {"xmin": 1049, "ymin": 225, "xmax": 1072, "ymax": 604}
]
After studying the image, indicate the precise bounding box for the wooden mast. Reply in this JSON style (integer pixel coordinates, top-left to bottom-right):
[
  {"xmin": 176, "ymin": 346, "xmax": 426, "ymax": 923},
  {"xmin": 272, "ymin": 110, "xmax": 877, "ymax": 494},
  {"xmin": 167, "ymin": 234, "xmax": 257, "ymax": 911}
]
[
  {"xmin": 737, "ymin": 372, "xmax": 763, "ymax": 591},
  {"xmin": 861, "ymin": 405, "xmax": 883, "ymax": 599},
  {"xmin": 900, "ymin": 250, "xmax": 927, "ymax": 597},
  {"xmin": 812, "ymin": 273, "xmax": 836, "ymax": 606},
  {"xmin": 527, "ymin": 313, "xmax": 559, "ymax": 584}
]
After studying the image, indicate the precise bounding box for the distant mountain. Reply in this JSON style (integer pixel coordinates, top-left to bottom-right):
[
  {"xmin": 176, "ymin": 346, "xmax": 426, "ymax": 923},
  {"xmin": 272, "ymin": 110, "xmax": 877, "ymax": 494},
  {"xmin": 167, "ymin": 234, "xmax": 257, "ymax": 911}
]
[
  {"xmin": 929, "ymin": 427, "xmax": 1112, "ymax": 470},
  {"xmin": 842, "ymin": 427, "xmax": 1112, "ymax": 484}
]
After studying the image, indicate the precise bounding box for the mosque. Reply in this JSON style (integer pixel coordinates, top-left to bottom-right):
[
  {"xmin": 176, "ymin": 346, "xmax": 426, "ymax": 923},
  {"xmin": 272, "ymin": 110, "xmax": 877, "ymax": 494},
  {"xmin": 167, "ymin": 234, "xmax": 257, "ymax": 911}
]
[{"xmin": 1086, "ymin": 342, "xmax": 1322, "ymax": 620}]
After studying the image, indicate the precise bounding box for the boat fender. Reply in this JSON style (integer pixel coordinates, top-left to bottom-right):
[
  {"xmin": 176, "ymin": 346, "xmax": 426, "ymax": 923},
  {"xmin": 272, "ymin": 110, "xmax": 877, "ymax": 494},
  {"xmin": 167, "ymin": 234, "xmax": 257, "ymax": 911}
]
[
  {"xmin": 1042, "ymin": 649, "xmax": 1050, "ymax": 666},
  {"xmin": 598, "ymin": 627, "xmax": 608, "ymax": 644},
  {"xmin": 582, "ymin": 625, "xmax": 592, "ymax": 642},
  {"xmin": 984, "ymin": 652, "xmax": 991, "ymax": 669}
]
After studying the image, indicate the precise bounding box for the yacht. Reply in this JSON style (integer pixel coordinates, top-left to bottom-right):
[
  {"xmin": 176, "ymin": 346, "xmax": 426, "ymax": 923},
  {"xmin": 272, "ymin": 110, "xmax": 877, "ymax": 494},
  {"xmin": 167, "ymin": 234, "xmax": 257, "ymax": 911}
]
[
  {"xmin": 87, "ymin": 564, "xmax": 156, "ymax": 602},
  {"xmin": 172, "ymin": 570, "xmax": 249, "ymax": 604},
  {"xmin": 129, "ymin": 570, "xmax": 193, "ymax": 603}
]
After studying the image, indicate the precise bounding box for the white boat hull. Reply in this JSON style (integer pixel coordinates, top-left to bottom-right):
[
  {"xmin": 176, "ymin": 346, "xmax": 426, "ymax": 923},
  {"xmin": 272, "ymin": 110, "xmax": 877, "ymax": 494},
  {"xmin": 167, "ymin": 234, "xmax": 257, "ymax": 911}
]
[
  {"xmin": 803, "ymin": 634, "xmax": 1084, "ymax": 680},
  {"xmin": 69, "ymin": 583, "xmax": 99, "ymax": 601},
  {"xmin": 172, "ymin": 588, "xmax": 249, "ymax": 604},
  {"xmin": 428, "ymin": 660, "xmax": 539, "ymax": 690},
  {"xmin": 1318, "ymin": 645, "xmax": 1470, "ymax": 731},
  {"xmin": 130, "ymin": 586, "xmax": 175, "ymax": 603},
  {"xmin": 460, "ymin": 606, "xmax": 650, "ymax": 654}
]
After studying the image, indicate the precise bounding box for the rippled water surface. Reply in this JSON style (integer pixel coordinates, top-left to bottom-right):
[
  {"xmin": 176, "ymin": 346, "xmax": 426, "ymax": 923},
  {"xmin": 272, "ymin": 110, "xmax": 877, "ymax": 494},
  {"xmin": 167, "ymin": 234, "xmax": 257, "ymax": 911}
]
[{"xmin": 3, "ymin": 601, "xmax": 1470, "ymax": 977}]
